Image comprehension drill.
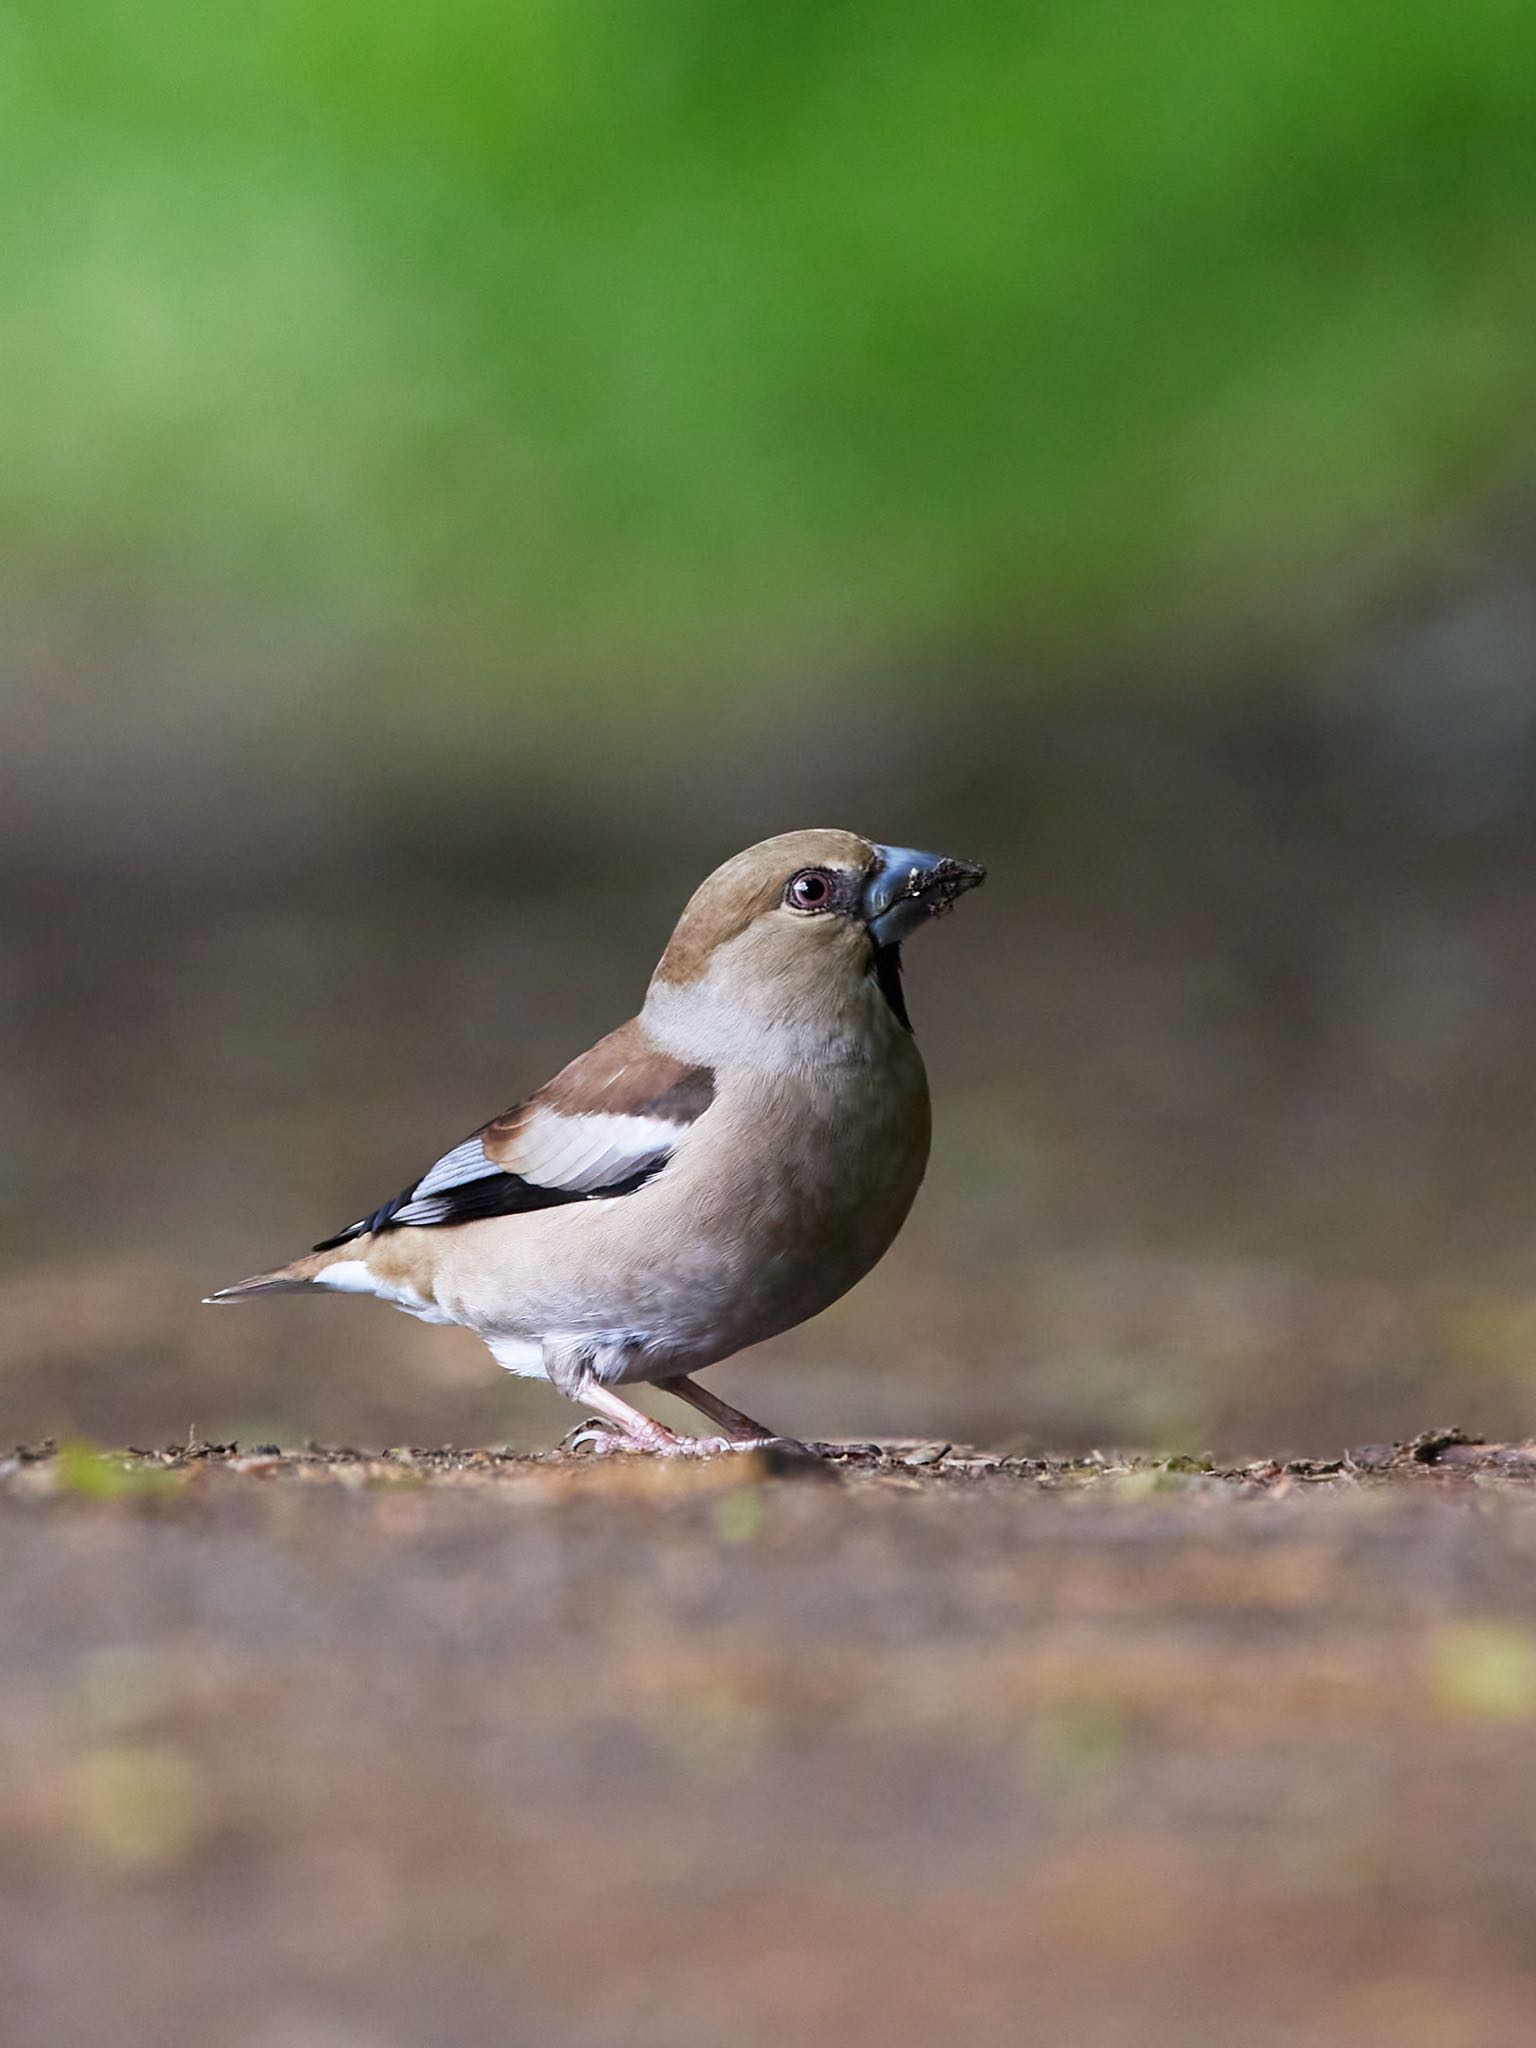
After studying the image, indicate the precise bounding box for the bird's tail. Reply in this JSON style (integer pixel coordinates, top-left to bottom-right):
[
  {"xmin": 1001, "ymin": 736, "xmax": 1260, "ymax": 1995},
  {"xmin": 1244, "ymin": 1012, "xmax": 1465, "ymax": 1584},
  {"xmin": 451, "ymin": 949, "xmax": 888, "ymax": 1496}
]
[{"xmin": 203, "ymin": 1247, "xmax": 346, "ymax": 1304}]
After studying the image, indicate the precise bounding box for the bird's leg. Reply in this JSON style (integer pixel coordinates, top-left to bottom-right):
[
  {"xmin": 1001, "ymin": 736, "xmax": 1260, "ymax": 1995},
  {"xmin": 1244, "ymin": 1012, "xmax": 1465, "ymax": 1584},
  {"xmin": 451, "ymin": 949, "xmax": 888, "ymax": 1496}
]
[
  {"xmin": 655, "ymin": 1374, "xmax": 814, "ymax": 1455},
  {"xmin": 563, "ymin": 1374, "xmax": 734, "ymax": 1457}
]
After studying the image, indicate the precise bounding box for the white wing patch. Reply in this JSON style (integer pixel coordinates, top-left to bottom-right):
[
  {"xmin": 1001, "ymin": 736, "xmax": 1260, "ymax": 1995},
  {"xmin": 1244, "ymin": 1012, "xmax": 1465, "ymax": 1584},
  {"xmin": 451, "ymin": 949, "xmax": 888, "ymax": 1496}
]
[
  {"xmin": 412, "ymin": 1137, "xmax": 507, "ymax": 1200},
  {"xmin": 507, "ymin": 1107, "xmax": 691, "ymax": 1194}
]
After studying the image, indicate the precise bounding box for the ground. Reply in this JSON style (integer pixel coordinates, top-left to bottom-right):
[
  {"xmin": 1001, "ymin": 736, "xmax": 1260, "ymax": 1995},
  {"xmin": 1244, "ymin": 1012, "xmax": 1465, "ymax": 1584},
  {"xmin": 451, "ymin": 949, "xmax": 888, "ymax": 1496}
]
[{"xmin": 5, "ymin": 1431, "xmax": 1536, "ymax": 2048}]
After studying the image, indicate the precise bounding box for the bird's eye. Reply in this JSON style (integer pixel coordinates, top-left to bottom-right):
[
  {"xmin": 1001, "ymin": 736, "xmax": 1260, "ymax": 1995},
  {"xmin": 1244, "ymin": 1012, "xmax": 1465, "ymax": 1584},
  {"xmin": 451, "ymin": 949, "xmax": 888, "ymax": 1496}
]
[{"xmin": 785, "ymin": 868, "xmax": 834, "ymax": 911}]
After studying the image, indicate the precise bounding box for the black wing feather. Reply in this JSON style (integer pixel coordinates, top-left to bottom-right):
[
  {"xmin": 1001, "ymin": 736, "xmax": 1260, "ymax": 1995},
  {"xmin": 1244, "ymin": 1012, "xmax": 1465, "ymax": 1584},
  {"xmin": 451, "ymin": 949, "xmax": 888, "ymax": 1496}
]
[{"xmin": 311, "ymin": 1160, "xmax": 667, "ymax": 1253}]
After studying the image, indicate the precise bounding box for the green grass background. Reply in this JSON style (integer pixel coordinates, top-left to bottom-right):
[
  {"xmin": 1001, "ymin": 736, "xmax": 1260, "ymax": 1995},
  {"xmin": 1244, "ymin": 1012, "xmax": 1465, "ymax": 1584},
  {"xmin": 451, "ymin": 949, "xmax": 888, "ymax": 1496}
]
[{"xmin": 3, "ymin": 0, "xmax": 1534, "ymax": 726}]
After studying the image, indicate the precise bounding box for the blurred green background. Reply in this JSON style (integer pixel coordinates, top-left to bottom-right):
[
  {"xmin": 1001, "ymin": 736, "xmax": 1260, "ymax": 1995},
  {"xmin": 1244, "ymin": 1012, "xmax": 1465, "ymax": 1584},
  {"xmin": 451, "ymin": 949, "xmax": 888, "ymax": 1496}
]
[{"xmin": 5, "ymin": 0, "xmax": 1536, "ymax": 1455}]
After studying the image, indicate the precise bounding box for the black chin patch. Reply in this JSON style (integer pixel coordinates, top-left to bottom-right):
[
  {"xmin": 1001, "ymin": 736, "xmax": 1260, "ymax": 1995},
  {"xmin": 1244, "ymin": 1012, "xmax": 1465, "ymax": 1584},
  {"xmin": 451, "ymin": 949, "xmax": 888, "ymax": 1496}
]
[{"xmin": 872, "ymin": 943, "xmax": 912, "ymax": 1030}]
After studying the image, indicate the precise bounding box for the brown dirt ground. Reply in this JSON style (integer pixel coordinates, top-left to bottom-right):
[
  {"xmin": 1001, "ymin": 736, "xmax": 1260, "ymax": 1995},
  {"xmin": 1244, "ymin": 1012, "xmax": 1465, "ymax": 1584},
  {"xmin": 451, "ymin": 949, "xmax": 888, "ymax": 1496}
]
[{"xmin": 4, "ymin": 1430, "xmax": 1536, "ymax": 2048}]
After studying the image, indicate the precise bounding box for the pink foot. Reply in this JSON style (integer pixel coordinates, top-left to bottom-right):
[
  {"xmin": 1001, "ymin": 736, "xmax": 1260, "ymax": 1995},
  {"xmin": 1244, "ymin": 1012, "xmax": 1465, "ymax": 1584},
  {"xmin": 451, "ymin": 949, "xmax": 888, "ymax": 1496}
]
[
  {"xmin": 562, "ymin": 1420, "xmax": 814, "ymax": 1459},
  {"xmin": 562, "ymin": 1418, "xmax": 735, "ymax": 1457}
]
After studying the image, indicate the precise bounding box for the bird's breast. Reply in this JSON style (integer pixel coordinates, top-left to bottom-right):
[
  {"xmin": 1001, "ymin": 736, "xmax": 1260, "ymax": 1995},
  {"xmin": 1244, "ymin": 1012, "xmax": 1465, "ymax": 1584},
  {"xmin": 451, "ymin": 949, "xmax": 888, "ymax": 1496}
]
[{"xmin": 662, "ymin": 1049, "xmax": 933, "ymax": 1336}]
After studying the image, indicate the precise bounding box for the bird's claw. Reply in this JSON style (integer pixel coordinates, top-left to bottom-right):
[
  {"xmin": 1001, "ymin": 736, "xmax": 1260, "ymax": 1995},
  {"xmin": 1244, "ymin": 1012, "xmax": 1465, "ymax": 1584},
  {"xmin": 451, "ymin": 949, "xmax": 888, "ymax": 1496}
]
[{"xmin": 561, "ymin": 1417, "xmax": 629, "ymax": 1455}]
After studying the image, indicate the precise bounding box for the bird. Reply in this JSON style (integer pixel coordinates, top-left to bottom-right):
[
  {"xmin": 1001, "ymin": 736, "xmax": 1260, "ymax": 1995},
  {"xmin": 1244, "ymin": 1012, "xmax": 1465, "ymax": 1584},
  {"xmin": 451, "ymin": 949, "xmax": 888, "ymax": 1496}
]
[{"xmin": 206, "ymin": 829, "xmax": 985, "ymax": 1454}]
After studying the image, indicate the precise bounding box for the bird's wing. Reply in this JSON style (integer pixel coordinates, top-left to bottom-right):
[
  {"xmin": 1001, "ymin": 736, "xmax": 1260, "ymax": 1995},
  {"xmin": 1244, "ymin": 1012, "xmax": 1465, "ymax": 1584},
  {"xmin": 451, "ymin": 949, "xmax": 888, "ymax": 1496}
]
[{"xmin": 312, "ymin": 1020, "xmax": 715, "ymax": 1250}]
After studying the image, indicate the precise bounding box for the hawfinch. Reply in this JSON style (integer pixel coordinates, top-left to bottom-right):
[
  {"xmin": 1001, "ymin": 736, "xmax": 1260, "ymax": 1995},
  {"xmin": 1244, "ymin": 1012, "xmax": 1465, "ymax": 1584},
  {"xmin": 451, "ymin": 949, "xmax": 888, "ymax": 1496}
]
[{"xmin": 208, "ymin": 830, "xmax": 985, "ymax": 1453}]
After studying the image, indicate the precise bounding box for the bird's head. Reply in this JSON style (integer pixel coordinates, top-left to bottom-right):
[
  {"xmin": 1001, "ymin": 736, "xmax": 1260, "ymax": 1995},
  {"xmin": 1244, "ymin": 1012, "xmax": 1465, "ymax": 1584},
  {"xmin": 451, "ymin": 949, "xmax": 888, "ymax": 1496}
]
[{"xmin": 644, "ymin": 830, "xmax": 985, "ymax": 1067}]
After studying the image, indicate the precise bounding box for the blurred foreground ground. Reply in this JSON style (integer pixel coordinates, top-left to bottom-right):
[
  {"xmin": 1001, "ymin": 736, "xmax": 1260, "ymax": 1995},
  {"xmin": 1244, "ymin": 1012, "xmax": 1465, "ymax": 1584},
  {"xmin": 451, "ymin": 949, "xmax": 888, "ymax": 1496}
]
[{"xmin": 4, "ymin": 1432, "xmax": 1536, "ymax": 2048}]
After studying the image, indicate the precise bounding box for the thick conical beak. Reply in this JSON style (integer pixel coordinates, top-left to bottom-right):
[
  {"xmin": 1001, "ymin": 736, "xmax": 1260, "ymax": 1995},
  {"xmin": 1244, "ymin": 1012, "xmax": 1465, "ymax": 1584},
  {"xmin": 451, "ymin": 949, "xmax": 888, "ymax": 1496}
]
[{"xmin": 863, "ymin": 844, "xmax": 986, "ymax": 947}]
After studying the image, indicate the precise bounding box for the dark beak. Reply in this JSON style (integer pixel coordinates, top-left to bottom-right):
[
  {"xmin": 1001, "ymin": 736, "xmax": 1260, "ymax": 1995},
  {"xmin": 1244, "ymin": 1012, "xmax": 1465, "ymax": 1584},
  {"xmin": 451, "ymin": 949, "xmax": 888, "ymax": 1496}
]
[{"xmin": 863, "ymin": 844, "xmax": 986, "ymax": 947}]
